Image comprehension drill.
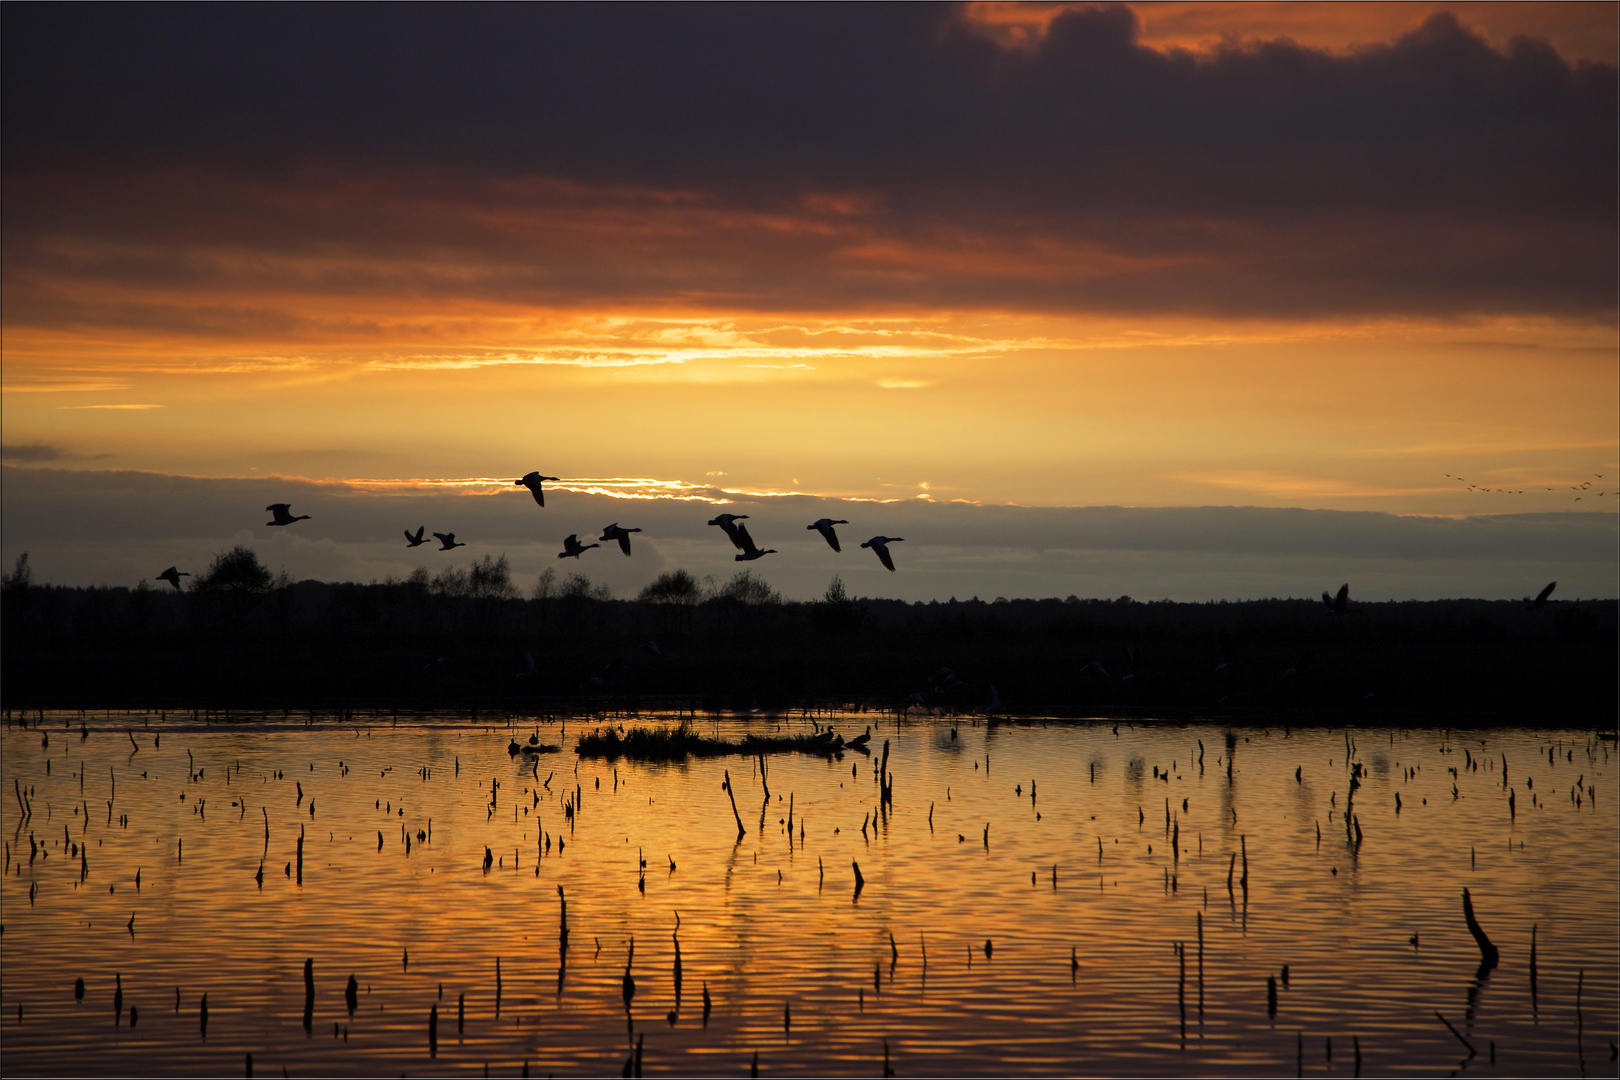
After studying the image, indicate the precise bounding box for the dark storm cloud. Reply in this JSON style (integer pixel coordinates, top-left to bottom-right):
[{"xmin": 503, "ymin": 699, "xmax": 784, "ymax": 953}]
[{"xmin": 2, "ymin": 4, "xmax": 1613, "ymax": 319}]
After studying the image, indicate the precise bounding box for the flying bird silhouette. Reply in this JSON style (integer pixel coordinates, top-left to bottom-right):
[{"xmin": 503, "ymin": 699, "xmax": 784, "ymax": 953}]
[
  {"xmin": 433, "ymin": 533, "xmax": 466, "ymax": 551},
  {"xmin": 1322, "ymin": 583, "xmax": 1350, "ymax": 615},
  {"xmin": 861, "ymin": 536, "xmax": 904, "ymax": 571},
  {"xmin": 600, "ymin": 523, "xmax": 641, "ymax": 556},
  {"xmin": 733, "ymin": 523, "xmax": 776, "ymax": 562},
  {"xmin": 558, "ymin": 534, "xmax": 599, "ymax": 559},
  {"xmin": 404, "ymin": 526, "xmax": 429, "ymax": 548},
  {"xmin": 808, "ymin": 518, "xmax": 849, "ymax": 552},
  {"xmin": 156, "ymin": 567, "xmax": 190, "ymax": 591},
  {"xmin": 708, "ymin": 513, "xmax": 750, "ymax": 551},
  {"xmin": 265, "ymin": 504, "xmax": 310, "ymax": 527},
  {"xmin": 1525, "ymin": 581, "xmax": 1556, "ymax": 609},
  {"xmin": 516, "ymin": 472, "xmax": 560, "ymax": 508}
]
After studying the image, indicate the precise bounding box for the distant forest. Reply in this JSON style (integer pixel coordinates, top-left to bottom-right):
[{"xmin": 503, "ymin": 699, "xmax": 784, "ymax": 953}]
[{"xmin": 2, "ymin": 548, "xmax": 1614, "ymax": 721}]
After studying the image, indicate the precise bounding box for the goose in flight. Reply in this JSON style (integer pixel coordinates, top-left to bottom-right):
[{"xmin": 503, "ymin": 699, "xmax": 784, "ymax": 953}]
[
  {"xmin": 266, "ymin": 503, "xmax": 311, "ymax": 527},
  {"xmin": 600, "ymin": 523, "xmax": 641, "ymax": 556},
  {"xmin": 733, "ymin": 522, "xmax": 776, "ymax": 562},
  {"xmin": 860, "ymin": 536, "xmax": 904, "ymax": 571},
  {"xmin": 516, "ymin": 472, "xmax": 561, "ymax": 508},
  {"xmin": 708, "ymin": 513, "xmax": 750, "ymax": 551},
  {"xmin": 1322, "ymin": 583, "xmax": 1350, "ymax": 615},
  {"xmin": 156, "ymin": 566, "xmax": 190, "ymax": 591},
  {"xmin": 433, "ymin": 532, "xmax": 466, "ymax": 551},
  {"xmin": 404, "ymin": 526, "xmax": 429, "ymax": 548},
  {"xmin": 558, "ymin": 534, "xmax": 598, "ymax": 559},
  {"xmin": 1524, "ymin": 581, "xmax": 1556, "ymax": 609},
  {"xmin": 808, "ymin": 518, "xmax": 849, "ymax": 552}
]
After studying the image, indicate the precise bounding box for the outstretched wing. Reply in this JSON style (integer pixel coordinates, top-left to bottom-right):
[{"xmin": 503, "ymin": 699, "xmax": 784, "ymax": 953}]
[
  {"xmin": 734, "ymin": 522, "xmax": 757, "ymax": 554},
  {"xmin": 516, "ymin": 472, "xmax": 546, "ymax": 506},
  {"xmin": 1335, "ymin": 583, "xmax": 1349, "ymax": 610},
  {"xmin": 1535, "ymin": 581, "xmax": 1556, "ymax": 604},
  {"xmin": 821, "ymin": 523, "xmax": 841, "ymax": 552},
  {"xmin": 876, "ymin": 544, "xmax": 896, "ymax": 572},
  {"xmin": 617, "ymin": 531, "xmax": 633, "ymax": 556},
  {"xmin": 266, "ymin": 503, "xmax": 289, "ymax": 514}
]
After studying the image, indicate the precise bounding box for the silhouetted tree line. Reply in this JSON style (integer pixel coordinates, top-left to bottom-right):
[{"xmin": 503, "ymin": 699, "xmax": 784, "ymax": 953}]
[{"xmin": 2, "ymin": 549, "xmax": 1614, "ymax": 721}]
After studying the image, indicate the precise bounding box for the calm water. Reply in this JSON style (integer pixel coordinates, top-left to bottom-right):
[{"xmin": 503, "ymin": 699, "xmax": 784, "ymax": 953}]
[{"xmin": 1, "ymin": 714, "xmax": 1614, "ymax": 1077}]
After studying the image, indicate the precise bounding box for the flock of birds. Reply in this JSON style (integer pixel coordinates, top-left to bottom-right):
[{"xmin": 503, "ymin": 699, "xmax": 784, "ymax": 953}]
[
  {"xmin": 151, "ymin": 472, "xmax": 907, "ymax": 590},
  {"xmin": 1445, "ymin": 471, "xmax": 1606, "ymax": 502},
  {"xmin": 146, "ymin": 466, "xmax": 1598, "ymax": 593}
]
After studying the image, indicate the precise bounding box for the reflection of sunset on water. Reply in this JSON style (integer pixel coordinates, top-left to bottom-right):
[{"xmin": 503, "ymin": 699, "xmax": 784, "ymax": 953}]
[
  {"xmin": 2, "ymin": 6, "xmax": 1614, "ymax": 1073},
  {"xmin": 3, "ymin": 716, "xmax": 1612, "ymax": 1074}
]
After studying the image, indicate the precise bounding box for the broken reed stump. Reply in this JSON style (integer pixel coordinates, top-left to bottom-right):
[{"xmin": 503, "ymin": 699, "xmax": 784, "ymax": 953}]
[
  {"xmin": 852, "ymin": 860, "xmax": 865, "ymax": 897},
  {"xmin": 1196, "ymin": 911, "xmax": 1205, "ymax": 1015},
  {"xmin": 302, "ymin": 958, "xmax": 314, "ymax": 1032},
  {"xmin": 296, "ymin": 825, "xmax": 304, "ymax": 885},
  {"xmin": 1461, "ymin": 888, "xmax": 1499, "ymax": 973},
  {"xmin": 1176, "ymin": 942, "xmax": 1186, "ymax": 1043},
  {"xmin": 558, "ymin": 886, "xmax": 569, "ymax": 952},
  {"xmin": 1529, "ymin": 924, "xmax": 1539, "ymax": 1001},
  {"xmin": 722, "ymin": 771, "xmax": 746, "ymax": 841},
  {"xmin": 673, "ymin": 928, "xmax": 684, "ymax": 1000},
  {"xmin": 429, "ymin": 1003, "xmax": 438, "ymax": 1057},
  {"xmin": 879, "ymin": 740, "xmax": 893, "ymax": 806}
]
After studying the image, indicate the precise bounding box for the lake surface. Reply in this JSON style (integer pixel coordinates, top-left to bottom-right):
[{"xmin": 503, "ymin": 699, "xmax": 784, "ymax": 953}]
[{"xmin": 2, "ymin": 713, "xmax": 1615, "ymax": 1076}]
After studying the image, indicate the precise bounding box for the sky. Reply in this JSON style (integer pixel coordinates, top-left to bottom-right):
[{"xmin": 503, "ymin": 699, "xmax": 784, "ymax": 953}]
[{"xmin": 2, "ymin": 3, "xmax": 1615, "ymax": 600}]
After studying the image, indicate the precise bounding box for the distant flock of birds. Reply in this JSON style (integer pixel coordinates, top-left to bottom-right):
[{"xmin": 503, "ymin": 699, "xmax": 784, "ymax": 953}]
[
  {"xmin": 151, "ymin": 471, "xmax": 907, "ymax": 590},
  {"xmin": 1445, "ymin": 471, "xmax": 1606, "ymax": 502}
]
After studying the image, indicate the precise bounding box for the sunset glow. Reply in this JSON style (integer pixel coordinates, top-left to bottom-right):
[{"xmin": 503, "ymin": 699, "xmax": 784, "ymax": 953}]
[
  {"xmin": 3, "ymin": 3, "xmax": 1614, "ymax": 597},
  {"xmin": 2, "ymin": 12, "xmax": 1616, "ymax": 1075}
]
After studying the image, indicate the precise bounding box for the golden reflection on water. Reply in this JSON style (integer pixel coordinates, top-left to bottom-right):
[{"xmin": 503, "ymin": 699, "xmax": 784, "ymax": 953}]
[{"xmin": 1, "ymin": 715, "xmax": 1615, "ymax": 1076}]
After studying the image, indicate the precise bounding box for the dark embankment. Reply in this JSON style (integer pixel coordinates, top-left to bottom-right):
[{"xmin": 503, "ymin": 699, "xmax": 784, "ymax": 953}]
[{"xmin": 2, "ymin": 571, "xmax": 1614, "ymax": 723}]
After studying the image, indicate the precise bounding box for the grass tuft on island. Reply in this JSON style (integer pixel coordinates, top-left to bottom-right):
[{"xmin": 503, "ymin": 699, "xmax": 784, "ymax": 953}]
[{"xmin": 574, "ymin": 723, "xmax": 866, "ymax": 762}]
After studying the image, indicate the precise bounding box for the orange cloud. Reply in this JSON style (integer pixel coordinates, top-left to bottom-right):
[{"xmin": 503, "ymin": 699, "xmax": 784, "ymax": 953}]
[{"xmin": 963, "ymin": 3, "xmax": 1618, "ymax": 65}]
